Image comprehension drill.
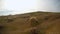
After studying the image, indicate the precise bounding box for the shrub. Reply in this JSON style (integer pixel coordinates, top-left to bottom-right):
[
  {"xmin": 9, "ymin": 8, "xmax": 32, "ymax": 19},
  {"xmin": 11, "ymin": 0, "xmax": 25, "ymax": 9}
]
[
  {"xmin": 7, "ymin": 19, "xmax": 14, "ymax": 23},
  {"xmin": 30, "ymin": 18, "xmax": 39, "ymax": 27}
]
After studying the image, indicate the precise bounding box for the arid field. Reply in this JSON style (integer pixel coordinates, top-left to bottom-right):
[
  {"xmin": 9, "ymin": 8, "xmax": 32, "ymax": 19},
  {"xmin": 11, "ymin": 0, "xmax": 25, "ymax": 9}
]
[{"xmin": 0, "ymin": 11, "xmax": 60, "ymax": 34}]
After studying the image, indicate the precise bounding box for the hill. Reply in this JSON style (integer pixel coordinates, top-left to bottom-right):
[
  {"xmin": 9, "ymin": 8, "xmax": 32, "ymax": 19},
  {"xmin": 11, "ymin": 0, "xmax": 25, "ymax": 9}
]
[{"xmin": 0, "ymin": 11, "xmax": 60, "ymax": 34}]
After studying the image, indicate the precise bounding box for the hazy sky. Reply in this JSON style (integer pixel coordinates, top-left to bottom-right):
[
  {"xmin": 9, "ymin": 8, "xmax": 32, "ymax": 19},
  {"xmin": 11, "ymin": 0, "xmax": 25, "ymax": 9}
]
[{"xmin": 0, "ymin": 0, "xmax": 60, "ymax": 15}]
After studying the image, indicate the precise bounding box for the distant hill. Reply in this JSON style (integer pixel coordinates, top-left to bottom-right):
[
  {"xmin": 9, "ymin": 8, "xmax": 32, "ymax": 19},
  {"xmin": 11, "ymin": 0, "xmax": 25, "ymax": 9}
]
[
  {"xmin": 0, "ymin": 10, "xmax": 13, "ymax": 16},
  {"xmin": 0, "ymin": 11, "xmax": 60, "ymax": 34}
]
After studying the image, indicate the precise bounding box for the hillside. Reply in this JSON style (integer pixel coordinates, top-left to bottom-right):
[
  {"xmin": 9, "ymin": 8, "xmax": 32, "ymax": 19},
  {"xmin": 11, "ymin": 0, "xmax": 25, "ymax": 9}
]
[{"xmin": 0, "ymin": 11, "xmax": 60, "ymax": 34}]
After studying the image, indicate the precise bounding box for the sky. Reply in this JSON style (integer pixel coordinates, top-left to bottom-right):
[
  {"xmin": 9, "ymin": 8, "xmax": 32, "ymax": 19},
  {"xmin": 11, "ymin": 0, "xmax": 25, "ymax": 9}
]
[{"xmin": 0, "ymin": 0, "xmax": 60, "ymax": 15}]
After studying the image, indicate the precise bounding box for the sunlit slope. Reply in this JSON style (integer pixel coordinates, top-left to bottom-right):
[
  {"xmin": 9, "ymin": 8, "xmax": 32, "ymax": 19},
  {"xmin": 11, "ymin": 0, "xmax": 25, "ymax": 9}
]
[{"xmin": 0, "ymin": 11, "xmax": 60, "ymax": 34}]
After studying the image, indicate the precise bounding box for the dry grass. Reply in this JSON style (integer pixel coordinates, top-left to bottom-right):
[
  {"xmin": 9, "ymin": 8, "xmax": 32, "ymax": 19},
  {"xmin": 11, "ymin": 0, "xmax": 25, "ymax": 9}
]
[{"xmin": 0, "ymin": 11, "xmax": 60, "ymax": 34}]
